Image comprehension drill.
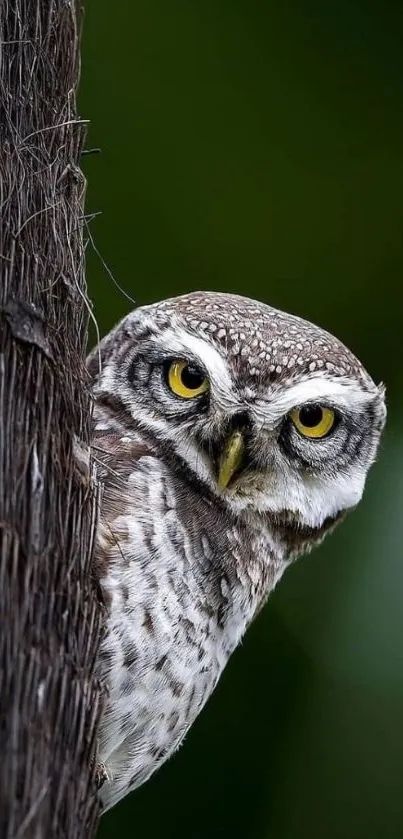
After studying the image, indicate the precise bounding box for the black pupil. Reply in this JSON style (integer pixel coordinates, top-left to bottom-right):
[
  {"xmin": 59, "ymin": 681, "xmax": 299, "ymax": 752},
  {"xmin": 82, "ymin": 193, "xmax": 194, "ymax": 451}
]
[
  {"xmin": 181, "ymin": 364, "xmax": 205, "ymax": 390},
  {"xmin": 299, "ymin": 405, "xmax": 323, "ymax": 427}
]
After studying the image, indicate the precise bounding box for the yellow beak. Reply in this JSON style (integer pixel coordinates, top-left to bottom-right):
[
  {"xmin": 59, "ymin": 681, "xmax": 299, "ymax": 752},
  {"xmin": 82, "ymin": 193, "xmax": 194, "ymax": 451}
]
[{"xmin": 217, "ymin": 430, "xmax": 245, "ymax": 490}]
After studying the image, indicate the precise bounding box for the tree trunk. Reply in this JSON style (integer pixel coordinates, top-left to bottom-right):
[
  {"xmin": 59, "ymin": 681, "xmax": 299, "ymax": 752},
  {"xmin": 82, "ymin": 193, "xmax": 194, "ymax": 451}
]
[{"xmin": 0, "ymin": 1, "xmax": 103, "ymax": 836}]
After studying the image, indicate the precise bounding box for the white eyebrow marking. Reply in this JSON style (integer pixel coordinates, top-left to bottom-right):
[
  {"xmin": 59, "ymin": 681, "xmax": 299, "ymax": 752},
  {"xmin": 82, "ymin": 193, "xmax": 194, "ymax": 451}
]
[{"xmin": 265, "ymin": 376, "xmax": 377, "ymax": 422}]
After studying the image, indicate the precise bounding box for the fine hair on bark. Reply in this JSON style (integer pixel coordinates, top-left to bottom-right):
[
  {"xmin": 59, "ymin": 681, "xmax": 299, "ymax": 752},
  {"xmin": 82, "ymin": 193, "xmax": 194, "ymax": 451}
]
[{"xmin": 0, "ymin": 1, "xmax": 103, "ymax": 836}]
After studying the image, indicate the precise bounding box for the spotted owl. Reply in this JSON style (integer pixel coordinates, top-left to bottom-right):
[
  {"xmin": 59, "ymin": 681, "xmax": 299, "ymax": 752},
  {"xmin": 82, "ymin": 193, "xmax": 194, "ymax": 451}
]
[{"xmin": 88, "ymin": 291, "xmax": 386, "ymax": 813}]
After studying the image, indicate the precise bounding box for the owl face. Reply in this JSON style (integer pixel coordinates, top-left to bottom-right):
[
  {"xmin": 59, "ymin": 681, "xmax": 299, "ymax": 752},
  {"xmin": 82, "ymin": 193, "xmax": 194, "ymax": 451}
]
[{"xmin": 89, "ymin": 292, "xmax": 386, "ymax": 529}]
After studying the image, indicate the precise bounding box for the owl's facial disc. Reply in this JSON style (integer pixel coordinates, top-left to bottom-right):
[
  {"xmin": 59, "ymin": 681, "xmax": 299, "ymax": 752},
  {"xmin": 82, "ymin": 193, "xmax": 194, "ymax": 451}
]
[{"xmin": 89, "ymin": 292, "xmax": 386, "ymax": 529}]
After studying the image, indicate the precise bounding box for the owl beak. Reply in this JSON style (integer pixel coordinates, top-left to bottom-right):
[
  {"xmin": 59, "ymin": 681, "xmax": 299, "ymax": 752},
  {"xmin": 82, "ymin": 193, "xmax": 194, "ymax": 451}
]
[{"xmin": 217, "ymin": 430, "xmax": 245, "ymax": 489}]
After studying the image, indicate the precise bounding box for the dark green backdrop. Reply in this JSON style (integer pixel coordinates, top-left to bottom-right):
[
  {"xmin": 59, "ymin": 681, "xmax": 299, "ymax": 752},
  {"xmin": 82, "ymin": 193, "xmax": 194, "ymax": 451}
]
[{"xmin": 80, "ymin": 2, "xmax": 403, "ymax": 837}]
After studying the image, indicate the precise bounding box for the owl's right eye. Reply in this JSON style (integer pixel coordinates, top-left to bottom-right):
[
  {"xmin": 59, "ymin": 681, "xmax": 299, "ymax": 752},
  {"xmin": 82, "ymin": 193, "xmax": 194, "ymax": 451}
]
[
  {"xmin": 289, "ymin": 405, "xmax": 336, "ymax": 439},
  {"xmin": 165, "ymin": 360, "xmax": 209, "ymax": 399}
]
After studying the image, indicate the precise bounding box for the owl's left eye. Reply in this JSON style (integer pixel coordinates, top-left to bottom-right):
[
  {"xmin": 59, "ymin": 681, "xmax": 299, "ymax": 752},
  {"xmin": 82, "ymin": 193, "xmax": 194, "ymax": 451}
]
[
  {"xmin": 166, "ymin": 360, "xmax": 209, "ymax": 399},
  {"xmin": 289, "ymin": 405, "xmax": 336, "ymax": 439}
]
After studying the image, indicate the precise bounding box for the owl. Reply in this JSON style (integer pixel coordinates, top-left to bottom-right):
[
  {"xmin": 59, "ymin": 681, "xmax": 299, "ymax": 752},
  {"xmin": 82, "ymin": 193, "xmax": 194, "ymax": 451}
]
[{"xmin": 88, "ymin": 291, "xmax": 386, "ymax": 813}]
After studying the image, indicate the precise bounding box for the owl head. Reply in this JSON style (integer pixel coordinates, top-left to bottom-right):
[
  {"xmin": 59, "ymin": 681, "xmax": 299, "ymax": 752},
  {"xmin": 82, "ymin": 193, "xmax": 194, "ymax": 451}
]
[{"xmin": 88, "ymin": 292, "xmax": 386, "ymax": 531}]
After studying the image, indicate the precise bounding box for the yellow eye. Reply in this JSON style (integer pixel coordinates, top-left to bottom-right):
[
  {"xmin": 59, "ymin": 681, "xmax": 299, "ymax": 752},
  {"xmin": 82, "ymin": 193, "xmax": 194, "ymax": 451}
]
[
  {"xmin": 167, "ymin": 360, "xmax": 209, "ymax": 399},
  {"xmin": 289, "ymin": 405, "xmax": 335, "ymax": 439}
]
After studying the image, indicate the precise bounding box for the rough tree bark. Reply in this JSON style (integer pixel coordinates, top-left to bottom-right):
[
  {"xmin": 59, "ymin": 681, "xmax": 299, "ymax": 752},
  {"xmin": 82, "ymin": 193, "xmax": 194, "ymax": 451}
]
[{"xmin": 0, "ymin": 1, "xmax": 103, "ymax": 837}]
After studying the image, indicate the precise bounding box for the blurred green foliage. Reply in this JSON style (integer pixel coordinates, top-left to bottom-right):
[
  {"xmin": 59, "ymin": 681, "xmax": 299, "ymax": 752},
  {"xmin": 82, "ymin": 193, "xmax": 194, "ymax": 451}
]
[{"xmin": 80, "ymin": 1, "xmax": 403, "ymax": 837}]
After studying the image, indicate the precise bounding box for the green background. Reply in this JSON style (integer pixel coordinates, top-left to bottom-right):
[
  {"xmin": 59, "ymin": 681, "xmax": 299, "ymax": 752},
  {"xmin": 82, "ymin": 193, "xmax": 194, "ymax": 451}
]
[{"xmin": 80, "ymin": 2, "xmax": 403, "ymax": 837}]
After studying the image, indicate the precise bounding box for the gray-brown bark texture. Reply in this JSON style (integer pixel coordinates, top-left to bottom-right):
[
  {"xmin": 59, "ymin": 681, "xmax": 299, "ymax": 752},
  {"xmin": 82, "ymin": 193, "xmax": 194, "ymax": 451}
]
[{"xmin": 0, "ymin": 1, "xmax": 103, "ymax": 836}]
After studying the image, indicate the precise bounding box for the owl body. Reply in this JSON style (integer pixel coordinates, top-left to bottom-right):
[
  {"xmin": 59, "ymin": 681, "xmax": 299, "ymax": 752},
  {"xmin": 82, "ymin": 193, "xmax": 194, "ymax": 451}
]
[
  {"xmin": 93, "ymin": 401, "xmax": 290, "ymax": 810},
  {"xmin": 89, "ymin": 292, "xmax": 386, "ymax": 812}
]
